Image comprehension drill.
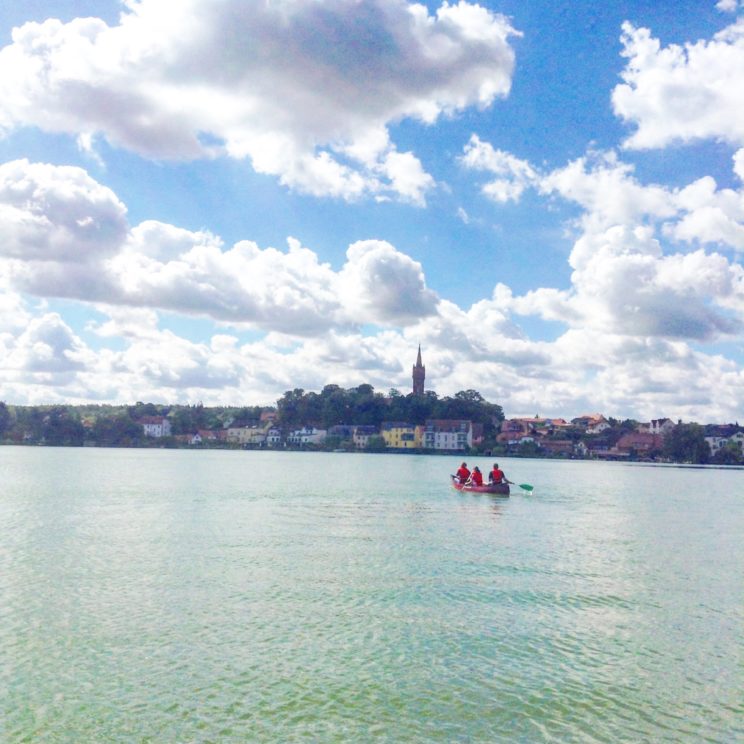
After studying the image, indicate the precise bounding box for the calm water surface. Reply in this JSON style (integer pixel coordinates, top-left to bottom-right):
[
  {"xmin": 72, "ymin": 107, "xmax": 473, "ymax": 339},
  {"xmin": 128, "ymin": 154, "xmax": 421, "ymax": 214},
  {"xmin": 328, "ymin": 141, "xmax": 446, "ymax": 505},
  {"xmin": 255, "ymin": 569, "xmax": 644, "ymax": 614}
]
[{"xmin": 1, "ymin": 448, "xmax": 741, "ymax": 742}]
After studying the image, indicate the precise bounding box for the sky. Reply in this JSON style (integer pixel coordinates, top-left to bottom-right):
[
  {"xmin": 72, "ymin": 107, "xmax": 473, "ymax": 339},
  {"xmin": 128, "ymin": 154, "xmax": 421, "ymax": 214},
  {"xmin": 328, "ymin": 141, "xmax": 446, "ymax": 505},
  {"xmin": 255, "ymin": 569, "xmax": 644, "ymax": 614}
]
[{"xmin": 0, "ymin": 0, "xmax": 743, "ymax": 422}]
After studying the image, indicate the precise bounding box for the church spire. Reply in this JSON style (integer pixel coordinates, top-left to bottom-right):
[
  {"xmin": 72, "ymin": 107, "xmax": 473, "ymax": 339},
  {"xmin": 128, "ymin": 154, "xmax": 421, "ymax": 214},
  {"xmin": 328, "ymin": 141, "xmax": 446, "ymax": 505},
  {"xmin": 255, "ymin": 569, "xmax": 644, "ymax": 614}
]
[{"xmin": 412, "ymin": 344, "xmax": 425, "ymax": 396}]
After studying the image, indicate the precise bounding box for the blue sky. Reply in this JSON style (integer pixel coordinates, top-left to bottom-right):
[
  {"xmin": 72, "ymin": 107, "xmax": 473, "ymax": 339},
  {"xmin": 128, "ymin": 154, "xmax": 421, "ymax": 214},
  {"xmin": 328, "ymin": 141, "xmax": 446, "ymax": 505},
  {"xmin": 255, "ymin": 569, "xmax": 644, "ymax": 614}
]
[{"xmin": 0, "ymin": 0, "xmax": 743, "ymax": 422}]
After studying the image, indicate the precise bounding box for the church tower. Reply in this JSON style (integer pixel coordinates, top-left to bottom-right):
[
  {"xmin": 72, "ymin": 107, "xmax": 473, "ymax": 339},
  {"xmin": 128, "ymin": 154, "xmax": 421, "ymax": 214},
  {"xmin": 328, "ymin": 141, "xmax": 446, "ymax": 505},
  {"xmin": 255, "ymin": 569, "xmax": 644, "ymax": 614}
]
[{"xmin": 412, "ymin": 345, "xmax": 425, "ymax": 396}]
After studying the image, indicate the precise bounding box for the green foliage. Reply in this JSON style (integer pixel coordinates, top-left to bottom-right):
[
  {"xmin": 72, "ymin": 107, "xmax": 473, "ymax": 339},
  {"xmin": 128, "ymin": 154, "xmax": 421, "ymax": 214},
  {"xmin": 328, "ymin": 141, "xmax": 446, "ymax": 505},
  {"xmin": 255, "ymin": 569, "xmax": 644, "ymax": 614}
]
[
  {"xmin": 0, "ymin": 402, "xmax": 11, "ymax": 435},
  {"xmin": 663, "ymin": 423, "xmax": 710, "ymax": 464},
  {"xmin": 323, "ymin": 435, "xmax": 349, "ymax": 451},
  {"xmin": 169, "ymin": 404, "xmax": 209, "ymax": 434},
  {"xmin": 92, "ymin": 416, "xmax": 144, "ymax": 447},
  {"xmin": 711, "ymin": 442, "xmax": 742, "ymax": 465},
  {"xmin": 276, "ymin": 385, "xmax": 504, "ymax": 432},
  {"xmin": 365, "ymin": 435, "xmax": 387, "ymax": 452},
  {"xmin": 128, "ymin": 401, "xmax": 163, "ymax": 419},
  {"xmin": 13, "ymin": 406, "xmax": 87, "ymax": 446}
]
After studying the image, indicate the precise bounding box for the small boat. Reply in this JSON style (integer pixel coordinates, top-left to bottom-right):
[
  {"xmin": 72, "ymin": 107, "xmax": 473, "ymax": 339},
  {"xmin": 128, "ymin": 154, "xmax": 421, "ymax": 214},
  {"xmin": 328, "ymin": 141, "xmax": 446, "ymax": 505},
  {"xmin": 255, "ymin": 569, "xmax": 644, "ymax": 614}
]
[{"xmin": 450, "ymin": 474, "xmax": 510, "ymax": 496}]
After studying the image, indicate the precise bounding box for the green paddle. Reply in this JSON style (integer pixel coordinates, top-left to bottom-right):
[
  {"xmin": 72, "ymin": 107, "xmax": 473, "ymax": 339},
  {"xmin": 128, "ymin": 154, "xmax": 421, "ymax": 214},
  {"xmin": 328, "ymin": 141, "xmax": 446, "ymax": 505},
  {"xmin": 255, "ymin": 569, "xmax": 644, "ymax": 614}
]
[{"xmin": 506, "ymin": 479, "xmax": 534, "ymax": 492}]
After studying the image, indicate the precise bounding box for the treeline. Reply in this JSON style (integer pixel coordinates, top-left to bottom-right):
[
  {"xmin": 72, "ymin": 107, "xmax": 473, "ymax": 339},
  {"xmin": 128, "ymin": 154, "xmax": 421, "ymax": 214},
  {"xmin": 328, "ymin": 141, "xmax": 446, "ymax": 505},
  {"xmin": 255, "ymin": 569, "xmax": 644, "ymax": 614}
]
[
  {"xmin": 663, "ymin": 423, "xmax": 738, "ymax": 465},
  {"xmin": 277, "ymin": 385, "xmax": 504, "ymax": 430},
  {"xmin": 0, "ymin": 385, "xmax": 506, "ymax": 448},
  {"xmin": 0, "ymin": 400, "xmax": 261, "ymax": 447}
]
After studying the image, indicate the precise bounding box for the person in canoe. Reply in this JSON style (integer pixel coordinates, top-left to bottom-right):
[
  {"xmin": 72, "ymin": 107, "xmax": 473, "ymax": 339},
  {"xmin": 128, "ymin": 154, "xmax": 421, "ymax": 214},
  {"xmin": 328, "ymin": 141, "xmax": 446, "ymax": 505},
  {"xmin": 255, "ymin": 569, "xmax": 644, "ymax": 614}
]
[
  {"xmin": 455, "ymin": 462, "xmax": 470, "ymax": 484},
  {"xmin": 468, "ymin": 466, "xmax": 484, "ymax": 486},
  {"xmin": 489, "ymin": 463, "xmax": 508, "ymax": 485}
]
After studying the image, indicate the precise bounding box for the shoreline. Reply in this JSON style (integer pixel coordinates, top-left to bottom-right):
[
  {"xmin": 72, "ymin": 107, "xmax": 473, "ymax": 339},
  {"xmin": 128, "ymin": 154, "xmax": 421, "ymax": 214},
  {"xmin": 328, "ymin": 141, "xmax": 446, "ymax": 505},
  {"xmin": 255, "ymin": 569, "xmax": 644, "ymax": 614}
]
[{"xmin": 2, "ymin": 441, "xmax": 743, "ymax": 470}]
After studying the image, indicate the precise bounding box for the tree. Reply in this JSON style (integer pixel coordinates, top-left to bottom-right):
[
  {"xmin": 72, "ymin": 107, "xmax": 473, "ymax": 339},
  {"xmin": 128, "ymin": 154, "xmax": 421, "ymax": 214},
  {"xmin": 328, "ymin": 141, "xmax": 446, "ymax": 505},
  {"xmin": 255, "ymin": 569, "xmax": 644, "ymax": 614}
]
[
  {"xmin": 711, "ymin": 443, "xmax": 742, "ymax": 465},
  {"xmin": 321, "ymin": 386, "xmax": 353, "ymax": 428},
  {"xmin": 365, "ymin": 435, "xmax": 387, "ymax": 452},
  {"xmin": 92, "ymin": 416, "xmax": 144, "ymax": 447},
  {"xmin": 129, "ymin": 401, "xmax": 160, "ymax": 419},
  {"xmin": 276, "ymin": 388, "xmax": 305, "ymax": 426},
  {"xmin": 454, "ymin": 389, "xmax": 485, "ymax": 403},
  {"xmin": 663, "ymin": 423, "xmax": 710, "ymax": 464},
  {"xmin": 0, "ymin": 402, "xmax": 11, "ymax": 436},
  {"xmin": 170, "ymin": 404, "xmax": 209, "ymax": 434},
  {"xmin": 229, "ymin": 406, "xmax": 263, "ymax": 427},
  {"xmin": 40, "ymin": 407, "xmax": 85, "ymax": 446}
]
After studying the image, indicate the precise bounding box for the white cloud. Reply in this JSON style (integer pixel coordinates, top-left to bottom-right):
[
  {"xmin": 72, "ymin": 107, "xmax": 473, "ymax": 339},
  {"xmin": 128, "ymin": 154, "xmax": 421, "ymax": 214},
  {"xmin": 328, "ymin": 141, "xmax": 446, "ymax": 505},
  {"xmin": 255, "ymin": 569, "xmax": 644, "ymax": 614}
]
[
  {"xmin": 0, "ymin": 1, "xmax": 518, "ymax": 203},
  {"xmin": 0, "ymin": 157, "xmax": 741, "ymax": 421},
  {"xmin": 460, "ymin": 134, "xmax": 537, "ymax": 202},
  {"xmin": 539, "ymin": 150, "xmax": 676, "ymax": 233},
  {"xmin": 338, "ymin": 239, "xmax": 438, "ymax": 324},
  {"xmin": 612, "ymin": 20, "xmax": 744, "ymax": 149},
  {"xmin": 0, "ymin": 159, "xmax": 127, "ymax": 261},
  {"xmin": 716, "ymin": 0, "xmax": 740, "ymax": 13},
  {"xmin": 0, "ymin": 160, "xmax": 439, "ymax": 333},
  {"xmin": 0, "ymin": 312, "xmax": 92, "ymax": 383},
  {"xmin": 734, "ymin": 148, "xmax": 744, "ymax": 181},
  {"xmin": 462, "ymin": 135, "xmax": 744, "ymax": 343},
  {"xmin": 1, "ymin": 289, "xmax": 742, "ymax": 422}
]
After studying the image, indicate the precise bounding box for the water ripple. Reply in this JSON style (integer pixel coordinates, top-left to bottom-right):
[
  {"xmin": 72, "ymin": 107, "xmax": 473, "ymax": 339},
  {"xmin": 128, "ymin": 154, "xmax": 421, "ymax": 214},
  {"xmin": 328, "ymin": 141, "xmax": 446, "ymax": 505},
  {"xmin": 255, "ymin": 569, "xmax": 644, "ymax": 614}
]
[{"xmin": 1, "ymin": 448, "xmax": 742, "ymax": 742}]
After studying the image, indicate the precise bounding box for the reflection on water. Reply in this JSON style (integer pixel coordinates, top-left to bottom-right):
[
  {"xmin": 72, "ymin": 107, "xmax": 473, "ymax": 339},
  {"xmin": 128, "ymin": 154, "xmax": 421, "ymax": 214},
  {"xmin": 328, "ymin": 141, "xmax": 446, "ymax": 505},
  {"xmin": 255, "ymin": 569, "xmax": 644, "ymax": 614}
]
[{"xmin": 0, "ymin": 448, "xmax": 742, "ymax": 742}]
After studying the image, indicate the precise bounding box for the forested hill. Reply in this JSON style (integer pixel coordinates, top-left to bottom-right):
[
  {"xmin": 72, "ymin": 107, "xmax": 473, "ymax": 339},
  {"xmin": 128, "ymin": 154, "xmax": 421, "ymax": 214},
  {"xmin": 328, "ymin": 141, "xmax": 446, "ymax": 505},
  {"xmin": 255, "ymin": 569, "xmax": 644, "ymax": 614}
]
[{"xmin": 276, "ymin": 385, "xmax": 503, "ymax": 430}]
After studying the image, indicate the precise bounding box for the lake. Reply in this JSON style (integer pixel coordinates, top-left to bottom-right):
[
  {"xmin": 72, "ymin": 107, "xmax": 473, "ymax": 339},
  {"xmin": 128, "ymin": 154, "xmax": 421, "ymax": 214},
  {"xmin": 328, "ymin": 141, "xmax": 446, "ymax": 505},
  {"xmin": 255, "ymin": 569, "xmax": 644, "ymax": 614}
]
[{"xmin": 1, "ymin": 447, "xmax": 741, "ymax": 742}]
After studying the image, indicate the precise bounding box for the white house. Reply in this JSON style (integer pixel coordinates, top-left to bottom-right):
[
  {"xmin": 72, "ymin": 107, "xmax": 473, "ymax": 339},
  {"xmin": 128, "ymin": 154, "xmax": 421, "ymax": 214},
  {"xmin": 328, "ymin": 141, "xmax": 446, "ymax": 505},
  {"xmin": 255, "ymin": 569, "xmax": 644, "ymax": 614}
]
[
  {"xmin": 266, "ymin": 427, "xmax": 283, "ymax": 447},
  {"xmin": 287, "ymin": 426, "xmax": 327, "ymax": 446},
  {"xmin": 586, "ymin": 420, "xmax": 611, "ymax": 435},
  {"xmin": 705, "ymin": 431, "xmax": 744, "ymax": 454},
  {"xmin": 227, "ymin": 426, "xmax": 252, "ymax": 445},
  {"xmin": 352, "ymin": 425, "xmax": 378, "ymax": 449},
  {"xmin": 648, "ymin": 418, "xmax": 675, "ymax": 436},
  {"xmin": 140, "ymin": 416, "xmax": 171, "ymax": 438},
  {"xmin": 421, "ymin": 419, "xmax": 473, "ymax": 451}
]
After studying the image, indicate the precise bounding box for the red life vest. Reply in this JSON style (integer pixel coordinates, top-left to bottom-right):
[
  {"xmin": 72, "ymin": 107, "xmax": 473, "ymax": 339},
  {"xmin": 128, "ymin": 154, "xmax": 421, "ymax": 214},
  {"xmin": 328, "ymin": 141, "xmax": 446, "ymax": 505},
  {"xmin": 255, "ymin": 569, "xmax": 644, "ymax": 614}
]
[{"xmin": 471, "ymin": 470, "xmax": 483, "ymax": 486}]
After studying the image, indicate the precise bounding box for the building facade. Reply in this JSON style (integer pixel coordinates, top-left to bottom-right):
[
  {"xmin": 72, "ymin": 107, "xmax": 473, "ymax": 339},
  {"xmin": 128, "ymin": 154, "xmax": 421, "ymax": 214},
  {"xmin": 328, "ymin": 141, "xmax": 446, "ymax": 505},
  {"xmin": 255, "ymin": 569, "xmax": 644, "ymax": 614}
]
[
  {"xmin": 381, "ymin": 422, "xmax": 418, "ymax": 449},
  {"xmin": 140, "ymin": 416, "xmax": 171, "ymax": 438},
  {"xmin": 421, "ymin": 419, "xmax": 473, "ymax": 450}
]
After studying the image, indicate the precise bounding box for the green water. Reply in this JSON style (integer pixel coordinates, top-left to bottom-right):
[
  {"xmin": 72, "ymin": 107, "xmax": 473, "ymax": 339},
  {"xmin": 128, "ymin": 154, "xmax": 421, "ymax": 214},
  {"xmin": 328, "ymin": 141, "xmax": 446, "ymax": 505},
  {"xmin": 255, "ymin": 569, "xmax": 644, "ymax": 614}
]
[{"xmin": 1, "ymin": 448, "xmax": 741, "ymax": 742}]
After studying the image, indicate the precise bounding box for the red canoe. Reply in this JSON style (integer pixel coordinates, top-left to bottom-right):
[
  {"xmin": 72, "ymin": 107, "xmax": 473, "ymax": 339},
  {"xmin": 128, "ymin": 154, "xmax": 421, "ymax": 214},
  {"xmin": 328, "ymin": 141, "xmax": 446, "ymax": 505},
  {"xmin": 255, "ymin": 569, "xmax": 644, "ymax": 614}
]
[{"xmin": 450, "ymin": 475, "xmax": 510, "ymax": 496}]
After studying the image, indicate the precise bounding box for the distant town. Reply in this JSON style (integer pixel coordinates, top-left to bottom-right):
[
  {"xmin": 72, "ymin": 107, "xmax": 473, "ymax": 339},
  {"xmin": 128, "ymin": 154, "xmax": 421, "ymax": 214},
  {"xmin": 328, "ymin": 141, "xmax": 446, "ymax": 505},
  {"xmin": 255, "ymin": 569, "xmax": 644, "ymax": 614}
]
[{"xmin": 0, "ymin": 348, "xmax": 741, "ymax": 465}]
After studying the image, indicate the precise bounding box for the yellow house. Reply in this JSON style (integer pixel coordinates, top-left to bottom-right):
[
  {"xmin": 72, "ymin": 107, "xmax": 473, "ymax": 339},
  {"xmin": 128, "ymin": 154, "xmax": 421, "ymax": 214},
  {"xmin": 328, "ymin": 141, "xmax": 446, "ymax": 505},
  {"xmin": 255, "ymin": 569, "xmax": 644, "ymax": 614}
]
[{"xmin": 381, "ymin": 421, "xmax": 418, "ymax": 449}]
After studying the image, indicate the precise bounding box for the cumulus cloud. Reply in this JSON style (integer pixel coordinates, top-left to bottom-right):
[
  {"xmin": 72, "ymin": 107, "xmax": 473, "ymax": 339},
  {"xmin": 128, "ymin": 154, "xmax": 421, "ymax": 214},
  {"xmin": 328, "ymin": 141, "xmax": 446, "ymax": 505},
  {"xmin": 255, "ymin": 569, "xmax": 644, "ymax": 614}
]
[
  {"xmin": 539, "ymin": 150, "xmax": 677, "ymax": 232},
  {"xmin": 0, "ymin": 0, "xmax": 518, "ymax": 203},
  {"xmin": 667, "ymin": 176, "xmax": 744, "ymax": 251},
  {"xmin": 612, "ymin": 20, "xmax": 744, "ymax": 149},
  {"xmin": 462, "ymin": 132, "xmax": 744, "ymax": 343},
  {"xmin": 2, "ymin": 286, "xmax": 743, "ymax": 422},
  {"xmin": 0, "ymin": 159, "xmax": 127, "ymax": 261},
  {"xmin": 338, "ymin": 239, "xmax": 438, "ymax": 324},
  {"xmin": 0, "ymin": 159, "xmax": 439, "ymax": 334},
  {"xmin": 0, "ymin": 312, "xmax": 93, "ymax": 399},
  {"xmin": 0, "ymin": 154, "xmax": 742, "ymax": 420},
  {"xmin": 460, "ymin": 134, "xmax": 537, "ymax": 202}
]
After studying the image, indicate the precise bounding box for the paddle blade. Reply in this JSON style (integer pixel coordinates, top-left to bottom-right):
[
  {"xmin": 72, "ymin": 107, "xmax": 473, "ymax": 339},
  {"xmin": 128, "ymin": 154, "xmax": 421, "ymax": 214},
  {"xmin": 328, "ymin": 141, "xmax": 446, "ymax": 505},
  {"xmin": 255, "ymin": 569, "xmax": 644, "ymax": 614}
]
[{"xmin": 518, "ymin": 483, "xmax": 534, "ymax": 492}]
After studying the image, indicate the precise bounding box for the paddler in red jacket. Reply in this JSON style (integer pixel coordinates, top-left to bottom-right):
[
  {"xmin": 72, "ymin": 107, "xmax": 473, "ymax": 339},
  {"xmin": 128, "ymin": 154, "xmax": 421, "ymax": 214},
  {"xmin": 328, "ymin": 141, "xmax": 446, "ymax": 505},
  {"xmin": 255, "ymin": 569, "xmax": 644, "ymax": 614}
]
[
  {"xmin": 489, "ymin": 463, "xmax": 506, "ymax": 484},
  {"xmin": 470, "ymin": 466, "xmax": 484, "ymax": 486},
  {"xmin": 455, "ymin": 462, "xmax": 470, "ymax": 483}
]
